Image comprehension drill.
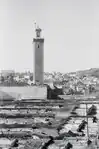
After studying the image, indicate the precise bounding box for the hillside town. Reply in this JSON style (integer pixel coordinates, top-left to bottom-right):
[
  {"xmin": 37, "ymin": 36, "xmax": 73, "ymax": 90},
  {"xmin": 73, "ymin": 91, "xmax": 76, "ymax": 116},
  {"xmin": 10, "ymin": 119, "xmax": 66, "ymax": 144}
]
[{"xmin": 0, "ymin": 69, "xmax": 99, "ymax": 95}]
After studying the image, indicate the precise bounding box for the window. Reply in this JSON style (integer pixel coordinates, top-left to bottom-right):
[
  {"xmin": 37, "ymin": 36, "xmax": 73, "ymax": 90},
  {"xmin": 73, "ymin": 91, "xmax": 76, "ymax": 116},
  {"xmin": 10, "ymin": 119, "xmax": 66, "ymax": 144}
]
[{"xmin": 38, "ymin": 44, "xmax": 39, "ymax": 48}]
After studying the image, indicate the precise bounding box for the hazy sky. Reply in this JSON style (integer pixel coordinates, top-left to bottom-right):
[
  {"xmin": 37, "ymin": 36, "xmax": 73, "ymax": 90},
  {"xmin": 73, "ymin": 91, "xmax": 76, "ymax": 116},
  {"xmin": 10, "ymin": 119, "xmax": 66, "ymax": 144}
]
[{"xmin": 1, "ymin": 0, "xmax": 99, "ymax": 73}]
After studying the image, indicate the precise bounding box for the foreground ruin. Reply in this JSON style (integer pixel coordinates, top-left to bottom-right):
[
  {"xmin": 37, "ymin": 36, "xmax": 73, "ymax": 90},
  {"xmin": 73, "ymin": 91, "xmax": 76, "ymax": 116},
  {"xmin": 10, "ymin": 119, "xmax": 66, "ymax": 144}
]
[{"xmin": 0, "ymin": 92, "xmax": 99, "ymax": 148}]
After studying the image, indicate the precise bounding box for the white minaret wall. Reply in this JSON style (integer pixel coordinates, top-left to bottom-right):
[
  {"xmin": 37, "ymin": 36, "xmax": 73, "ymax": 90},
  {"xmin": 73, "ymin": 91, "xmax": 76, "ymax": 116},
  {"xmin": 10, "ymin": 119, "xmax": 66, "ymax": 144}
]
[{"xmin": 33, "ymin": 27, "xmax": 44, "ymax": 84}]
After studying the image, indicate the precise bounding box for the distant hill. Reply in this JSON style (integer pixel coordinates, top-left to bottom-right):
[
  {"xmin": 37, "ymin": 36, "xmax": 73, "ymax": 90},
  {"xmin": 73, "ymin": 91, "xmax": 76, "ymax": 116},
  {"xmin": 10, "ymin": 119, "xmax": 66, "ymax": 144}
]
[{"xmin": 69, "ymin": 68, "xmax": 99, "ymax": 78}]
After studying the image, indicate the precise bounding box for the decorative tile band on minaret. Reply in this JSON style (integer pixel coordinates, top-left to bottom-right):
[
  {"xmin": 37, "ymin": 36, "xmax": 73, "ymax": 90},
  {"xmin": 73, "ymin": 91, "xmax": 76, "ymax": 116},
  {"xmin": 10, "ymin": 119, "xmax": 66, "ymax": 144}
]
[{"xmin": 33, "ymin": 25, "xmax": 44, "ymax": 85}]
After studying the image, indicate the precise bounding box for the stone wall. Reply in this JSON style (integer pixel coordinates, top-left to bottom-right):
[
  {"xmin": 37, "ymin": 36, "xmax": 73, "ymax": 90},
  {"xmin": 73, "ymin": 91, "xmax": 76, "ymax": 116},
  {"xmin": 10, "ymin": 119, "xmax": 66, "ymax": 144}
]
[{"xmin": 0, "ymin": 86, "xmax": 47, "ymax": 99}]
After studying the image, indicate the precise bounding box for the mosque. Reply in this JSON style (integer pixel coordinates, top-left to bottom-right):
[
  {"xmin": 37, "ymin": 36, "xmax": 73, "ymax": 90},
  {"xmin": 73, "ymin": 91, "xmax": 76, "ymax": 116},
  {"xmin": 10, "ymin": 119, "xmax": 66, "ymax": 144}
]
[{"xmin": 0, "ymin": 25, "xmax": 62, "ymax": 100}]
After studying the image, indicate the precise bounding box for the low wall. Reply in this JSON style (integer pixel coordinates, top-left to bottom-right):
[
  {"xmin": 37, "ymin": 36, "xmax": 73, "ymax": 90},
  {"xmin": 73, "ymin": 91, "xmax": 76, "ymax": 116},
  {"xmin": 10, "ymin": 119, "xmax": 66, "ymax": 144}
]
[{"xmin": 0, "ymin": 86, "xmax": 47, "ymax": 100}]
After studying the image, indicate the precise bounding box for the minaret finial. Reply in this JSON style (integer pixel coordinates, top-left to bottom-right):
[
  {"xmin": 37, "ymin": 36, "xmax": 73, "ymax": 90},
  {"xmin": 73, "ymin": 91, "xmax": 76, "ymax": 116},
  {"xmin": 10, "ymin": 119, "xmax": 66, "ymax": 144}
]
[{"xmin": 35, "ymin": 25, "xmax": 42, "ymax": 38}]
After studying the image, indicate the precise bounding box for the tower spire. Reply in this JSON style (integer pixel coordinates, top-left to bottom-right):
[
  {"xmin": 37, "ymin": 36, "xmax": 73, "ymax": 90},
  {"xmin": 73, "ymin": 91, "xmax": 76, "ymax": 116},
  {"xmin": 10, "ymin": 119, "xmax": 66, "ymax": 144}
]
[{"xmin": 35, "ymin": 25, "xmax": 42, "ymax": 38}]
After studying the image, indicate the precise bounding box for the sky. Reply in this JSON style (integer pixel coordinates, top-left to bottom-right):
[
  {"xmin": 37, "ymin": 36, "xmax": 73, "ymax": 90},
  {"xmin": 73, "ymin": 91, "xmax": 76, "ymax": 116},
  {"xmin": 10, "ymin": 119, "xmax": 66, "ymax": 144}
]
[{"xmin": 1, "ymin": 0, "xmax": 99, "ymax": 73}]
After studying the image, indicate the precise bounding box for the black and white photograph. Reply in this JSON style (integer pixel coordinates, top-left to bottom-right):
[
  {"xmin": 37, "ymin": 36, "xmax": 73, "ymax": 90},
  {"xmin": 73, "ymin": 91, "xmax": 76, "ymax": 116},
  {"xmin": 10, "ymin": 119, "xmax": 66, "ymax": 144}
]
[{"xmin": 1, "ymin": 0, "xmax": 99, "ymax": 148}]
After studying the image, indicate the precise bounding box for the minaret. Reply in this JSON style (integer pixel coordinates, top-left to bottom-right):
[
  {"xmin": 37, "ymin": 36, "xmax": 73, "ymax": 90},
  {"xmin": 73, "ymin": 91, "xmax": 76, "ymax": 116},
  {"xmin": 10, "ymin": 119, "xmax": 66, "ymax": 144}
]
[{"xmin": 33, "ymin": 25, "xmax": 44, "ymax": 85}]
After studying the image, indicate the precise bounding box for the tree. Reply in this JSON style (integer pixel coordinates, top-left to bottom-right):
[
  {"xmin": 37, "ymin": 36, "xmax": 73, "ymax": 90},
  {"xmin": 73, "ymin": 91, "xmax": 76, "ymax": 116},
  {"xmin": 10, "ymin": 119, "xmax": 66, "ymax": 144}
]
[
  {"xmin": 30, "ymin": 75, "xmax": 33, "ymax": 81},
  {"xmin": 1, "ymin": 76, "xmax": 4, "ymax": 82}
]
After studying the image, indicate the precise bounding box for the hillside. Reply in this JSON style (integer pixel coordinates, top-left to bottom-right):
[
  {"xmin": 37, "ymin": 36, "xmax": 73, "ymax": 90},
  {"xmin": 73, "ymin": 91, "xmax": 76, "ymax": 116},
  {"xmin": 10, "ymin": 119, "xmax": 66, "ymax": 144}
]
[{"xmin": 69, "ymin": 68, "xmax": 99, "ymax": 78}]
